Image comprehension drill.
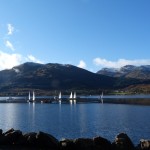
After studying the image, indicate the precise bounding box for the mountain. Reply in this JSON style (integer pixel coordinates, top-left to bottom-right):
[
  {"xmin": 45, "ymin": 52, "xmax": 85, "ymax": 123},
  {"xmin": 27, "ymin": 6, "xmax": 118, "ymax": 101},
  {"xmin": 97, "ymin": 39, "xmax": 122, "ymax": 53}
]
[
  {"xmin": 96, "ymin": 65, "xmax": 150, "ymax": 91},
  {"xmin": 0, "ymin": 62, "xmax": 115, "ymax": 93},
  {"xmin": 1, "ymin": 63, "xmax": 150, "ymax": 95},
  {"xmin": 97, "ymin": 65, "xmax": 150, "ymax": 79}
]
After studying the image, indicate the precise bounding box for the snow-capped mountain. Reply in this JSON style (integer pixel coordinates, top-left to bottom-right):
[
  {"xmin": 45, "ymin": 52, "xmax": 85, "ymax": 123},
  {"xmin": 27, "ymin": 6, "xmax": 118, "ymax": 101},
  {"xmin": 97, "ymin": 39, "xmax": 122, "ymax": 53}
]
[{"xmin": 97, "ymin": 65, "xmax": 150, "ymax": 79}]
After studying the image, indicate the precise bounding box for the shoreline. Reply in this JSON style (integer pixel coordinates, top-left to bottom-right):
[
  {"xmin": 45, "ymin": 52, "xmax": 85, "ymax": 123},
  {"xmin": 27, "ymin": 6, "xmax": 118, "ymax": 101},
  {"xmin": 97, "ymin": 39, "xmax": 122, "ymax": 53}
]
[
  {"xmin": 0, "ymin": 128, "xmax": 149, "ymax": 150},
  {"xmin": 0, "ymin": 98, "xmax": 150, "ymax": 105}
]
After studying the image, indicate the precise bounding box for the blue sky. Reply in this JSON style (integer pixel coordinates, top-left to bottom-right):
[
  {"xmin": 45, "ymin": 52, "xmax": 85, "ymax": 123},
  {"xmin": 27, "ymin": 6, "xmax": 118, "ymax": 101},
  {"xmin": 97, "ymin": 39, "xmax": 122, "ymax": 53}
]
[{"xmin": 0, "ymin": 0, "xmax": 150, "ymax": 72}]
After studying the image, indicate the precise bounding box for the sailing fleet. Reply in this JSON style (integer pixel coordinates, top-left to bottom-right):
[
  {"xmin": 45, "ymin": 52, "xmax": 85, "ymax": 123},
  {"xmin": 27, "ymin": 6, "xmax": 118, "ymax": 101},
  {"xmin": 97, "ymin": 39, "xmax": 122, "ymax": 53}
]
[
  {"xmin": 27, "ymin": 91, "xmax": 104, "ymax": 104},
  {"xmin": 69, "ymin": 92, "xmax": 76, "ymax": 104},
  {"xmin": 27, "ymin": 91, "xmax": 35, "ymax": 103}
]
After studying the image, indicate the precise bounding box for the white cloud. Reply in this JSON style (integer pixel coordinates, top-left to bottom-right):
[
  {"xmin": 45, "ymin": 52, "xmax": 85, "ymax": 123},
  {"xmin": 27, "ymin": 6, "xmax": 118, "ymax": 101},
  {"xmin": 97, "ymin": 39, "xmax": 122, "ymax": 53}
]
[
  {"xmin": 7, "ymin": 24, "xmax": 14, "ymax": 35},
  {"xmin": 0, "ymin": 51, "xmax": 23, "ymax": 70},
  {"xmin": 26, "ymin": 55, "xmax": 43, "ymax": 64},
  {"xmin": 5, "ymin": 40, "xmax": 15, "ymax": 51},
  {"xmin": 93, "ymin": 58, "xmax": 150, "ymax": 68},
  {"xmin": 78, "ymin": 60, "xmax": 86, "ymax": 69},
  {"xmin": 0, "ymin": 23, "xmax": 44, "ymax": 70},
  {"xmin": 0, "ymin": 51, "xmax": 43, "ymax": 71}
]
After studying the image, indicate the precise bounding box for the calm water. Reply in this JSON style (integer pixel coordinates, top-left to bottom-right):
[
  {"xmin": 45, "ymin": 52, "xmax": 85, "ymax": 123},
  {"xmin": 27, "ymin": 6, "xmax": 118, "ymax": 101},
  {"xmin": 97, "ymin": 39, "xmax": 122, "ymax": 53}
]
[{"xmin": 0, "ymin": 102, "xmax": 150, "ymax": 144}]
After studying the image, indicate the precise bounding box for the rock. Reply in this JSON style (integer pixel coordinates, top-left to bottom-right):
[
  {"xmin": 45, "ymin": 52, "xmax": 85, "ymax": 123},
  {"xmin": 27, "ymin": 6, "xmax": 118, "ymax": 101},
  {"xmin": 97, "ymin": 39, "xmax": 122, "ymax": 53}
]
[
  {"xmin": 140, "ymin": 139, "xmax": 150, "ymax": 150},
  {"xmin": 36, "ymin": 131, "xmax": 59, "ymax": 149},
  {"xmin": 112, "ymin": 133, "xmax": 135, "ymax": 150},
  {"xmin": 74, "ymin": 138, "xmax": 94, "ymax": 150},
  {"xmin": 23, "ymin": 132, "xmax": 37, "ymax": 145},
  {"xmin": 3, "ymin": 128, "xmax": 14, "ymax": 135},
  {"xmin": 93, "ymin": 136, "xmax": 112, "ymax": 150},
  {"xmin": 0, "ymin": 129, "xmax": 22, "ymax": 145},
  {"xmin": 15, "ymin": 135, "xmax": 27, "ymax": 145},
  {"xmin": 4, "ymin": 130, "xmax": 22, "ymax": 144},
  {"xmin": 0, "ymin": 129, "xmax": 4, "ymax": 144},
  {"xmin": 60, "ymin": 138, "xmax": 75, "ymax": 150},
  {"xmin": 0, "ymin": 134, "xmax": 6, "ymax": 145},
  {"xmin": 0, "ymin": 129, "xmax": 3, "ymax": 136}
]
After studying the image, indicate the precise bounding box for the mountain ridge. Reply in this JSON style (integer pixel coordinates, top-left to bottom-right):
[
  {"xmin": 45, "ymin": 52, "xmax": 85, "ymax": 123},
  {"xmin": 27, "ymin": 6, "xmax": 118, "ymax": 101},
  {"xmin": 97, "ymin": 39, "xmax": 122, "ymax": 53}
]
[
  {"xmin": 97, "ymin": 65, "xmax": 150, "ymax": 79},
  {"xmin": 0, "ymin": 63, "xmax": 150, "ymax": 95},
  {"xmin": 0, "ymin": 62, "xmax": 115, "ymax": 93}
]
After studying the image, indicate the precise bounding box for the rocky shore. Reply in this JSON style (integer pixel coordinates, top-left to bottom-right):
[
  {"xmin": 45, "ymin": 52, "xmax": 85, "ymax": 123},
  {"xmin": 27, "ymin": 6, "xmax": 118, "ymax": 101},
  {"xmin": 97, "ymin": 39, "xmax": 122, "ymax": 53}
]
[{"xmin": 0, "ymin": 128, "xmax": 149, "ymax": 150}]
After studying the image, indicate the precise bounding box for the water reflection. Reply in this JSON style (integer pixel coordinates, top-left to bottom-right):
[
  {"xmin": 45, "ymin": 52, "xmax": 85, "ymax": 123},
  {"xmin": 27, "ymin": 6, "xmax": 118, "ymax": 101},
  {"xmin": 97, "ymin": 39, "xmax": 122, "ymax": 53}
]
[
  {"xmin": 0, "ymin": 102, "xmax": 149, "ymax": 144},
  {"xmin": 69, "ymin": 100, "xmax": 73, "ymax": 105},
  {"xmin": 28, "ymin": 103, "xmax": 35, "ymax": 130},
  {"xmin": 78, "ymin": 104, "xmax": 87, "ymax": 137},
  {"xmin": 69, "ymin": 99, "xmax": 77, "ymax": 105},
  {"xmin": 74, "ymin": 99, "xmax": 76, "ymax": 104},
  {"xmin": 4, "ymin": 104, "xmax": 16, "ymax": 129},
  {"xmin": 59, "ymin": 101, "xmax": 61, "ymax": 107}
]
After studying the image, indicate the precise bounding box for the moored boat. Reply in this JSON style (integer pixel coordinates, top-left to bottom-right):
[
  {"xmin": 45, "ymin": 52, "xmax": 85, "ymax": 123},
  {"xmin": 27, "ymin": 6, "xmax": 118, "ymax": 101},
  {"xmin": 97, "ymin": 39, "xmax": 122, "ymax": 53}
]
[{"xmin": 27, "ymin": 91, "xmax": 36, "ymax": 103}]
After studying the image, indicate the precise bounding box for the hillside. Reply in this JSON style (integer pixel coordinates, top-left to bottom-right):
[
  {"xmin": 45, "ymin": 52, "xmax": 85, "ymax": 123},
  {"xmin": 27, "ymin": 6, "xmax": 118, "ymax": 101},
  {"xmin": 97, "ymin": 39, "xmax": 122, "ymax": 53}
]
[
  {"xmin": 0, "ymin": 63, "xmax": 150, "ymax": 95},
  {"xmin": 97, "ymin": 65, "xmax": 150, "ymax": 93},
  {"xmin": 0, "ymin": 62, "xmax": 115, "ymax": 94},
  {"xmin": 97, "ymin": 65, "xmax": 150, "ymax": 79}
]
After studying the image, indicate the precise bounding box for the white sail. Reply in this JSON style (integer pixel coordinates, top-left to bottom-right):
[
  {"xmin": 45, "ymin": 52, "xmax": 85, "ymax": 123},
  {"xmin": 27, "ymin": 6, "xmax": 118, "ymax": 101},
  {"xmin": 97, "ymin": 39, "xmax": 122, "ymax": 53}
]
[
  {"xmin": 101, "ymin": 92, "xmax": 103, "ymax": 104},
  {"xmin": 33, "ymin": 91, "xmax": 35, "ymax": 101},
  {"xmin": 69, "ymin": 92, "xmax": 73, "ymax": 99},
  {"xmin": 101, "ymin": 92, "xmax": 103, "ymax": 99},
  {"xmin": 29, "ymin": 92, "xmax": 31, "ymax": 100},
  {"xmin": 59, "ymin": 92, "xmax": 61, "ymax": 99},
  {"xmin": 73, "ymin": 92, "xmax": 76, "ymax": 104},
  {"xmin": 73, "ymin": 92, "xmax": 76, "ymax": 99},
  {"xmin": 58, "ymin": 92, "xmax": 61, "ymax": 103}
]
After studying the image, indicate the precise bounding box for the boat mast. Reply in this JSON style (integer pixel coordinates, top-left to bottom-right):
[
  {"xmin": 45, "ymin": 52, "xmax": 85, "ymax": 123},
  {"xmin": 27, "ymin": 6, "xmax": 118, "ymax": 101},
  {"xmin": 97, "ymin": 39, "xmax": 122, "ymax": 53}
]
[
  {"xmin": 29, "ymin": 92, "xmax": 31, "ymax": 100},
  {"xmin": 33, "ymin": 91, "xmax": 35, "ymax": 101},
  {"xmin": 59, "ymin": 92, "xmax": 61, "ymax": 99},
  {"xmin": 70, "ymin": 92, "xmax": 73, "ymax": 99},
  {"xmin": 101, "ymin": 92, "xmax": 103, "ymax": 104},
  {"xmin": 101, "ymin": 92, "xmax": 103, "ymax": 99},
  {"xmin": 74, "ymin": 92, "xmax": 76, "ymax": 99}
]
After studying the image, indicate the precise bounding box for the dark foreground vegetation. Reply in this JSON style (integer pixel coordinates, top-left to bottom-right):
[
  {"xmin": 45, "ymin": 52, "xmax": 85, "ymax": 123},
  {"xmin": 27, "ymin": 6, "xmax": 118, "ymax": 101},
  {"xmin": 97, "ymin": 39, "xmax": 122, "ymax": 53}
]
[{"xmin": 0, "ymin": 128, "xmax": 149, "ymax": 150}]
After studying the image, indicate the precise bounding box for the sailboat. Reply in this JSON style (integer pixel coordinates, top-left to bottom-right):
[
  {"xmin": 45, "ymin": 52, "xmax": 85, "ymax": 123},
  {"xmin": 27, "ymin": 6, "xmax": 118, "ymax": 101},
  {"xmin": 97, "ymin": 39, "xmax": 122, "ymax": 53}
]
[
  {"xmin": 73, "ymin": 92, "xmax": 76, "ymax": 103},
  {"xmin": 28, "ymin": 91, "xmax": 36, "ymax": 103},
  {"xmin": 73, "ymin": 92, "xmax": 76, "ymax": 99},
  {"xmin": 101, "ymin": 92, "xmax": 103, "ymax": 99},
  {"xmin": 32, "ymin": 91, "xmax": 35, "ymax": 102},
  {"xmin": 58, "ymin": 91, "xmax": 61, "ymax": 103},
  {"xmin": 100, "ymin": 92, "xmax": 103, "ymax": 104},
  {"xmin": 27, "ymin": 91, "xmax": 31, "ymax": 102},
  {"xmin": 69, "ymin": 92, "xmax": 73, "ymax": 103},
  {"xmin": 69, "ymin": 92, "xmax": 73, "ymax": 99}
]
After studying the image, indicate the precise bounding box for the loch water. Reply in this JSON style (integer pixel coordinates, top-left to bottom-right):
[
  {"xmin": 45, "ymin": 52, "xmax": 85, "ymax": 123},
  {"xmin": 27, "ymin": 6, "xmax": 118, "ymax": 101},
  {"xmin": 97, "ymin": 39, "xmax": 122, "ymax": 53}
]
[{"xmin": 0, "ymin": 99, "xmax": 150, "ymax": 144}]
